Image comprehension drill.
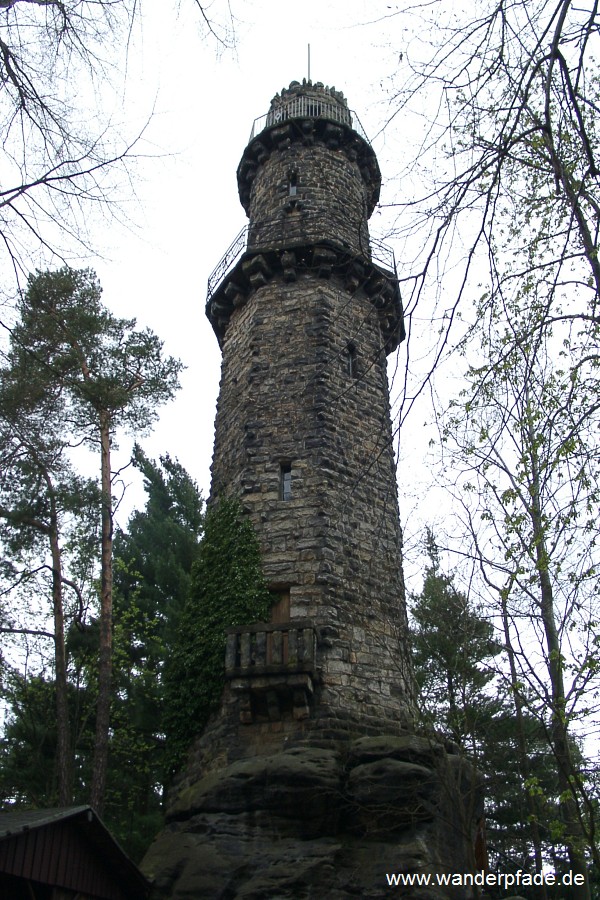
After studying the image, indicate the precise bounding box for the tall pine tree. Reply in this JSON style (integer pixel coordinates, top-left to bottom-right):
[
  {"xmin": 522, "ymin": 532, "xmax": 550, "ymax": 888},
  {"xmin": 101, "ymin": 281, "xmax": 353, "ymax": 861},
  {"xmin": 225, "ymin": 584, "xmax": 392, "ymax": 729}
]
[{"xmin": 3, "ymin": 266, "xmax": 182, "ymax": 812}]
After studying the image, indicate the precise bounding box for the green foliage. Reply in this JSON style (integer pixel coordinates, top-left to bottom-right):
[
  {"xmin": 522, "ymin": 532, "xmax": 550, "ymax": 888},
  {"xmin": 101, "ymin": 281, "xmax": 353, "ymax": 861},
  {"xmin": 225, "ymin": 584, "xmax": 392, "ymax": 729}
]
[
  {"xmin": 409, "ymin": 531, "xmax": 578, "ymax": 884},
  {"xmin": 0, "ymin": 267, "xmax": 186, "ymax": 820},
  {"xmin": 114, "ymin": 444, "xmax": 204, "ymax": 655},
  {"xmin": 0, "ymin": 673, "xmax": 60, "ymax": 807},
  {"xmin": 163, "ymin": 497, "xmax": 271, "ymax": 774},
  {"xmin": 10, "ymin": 267, "xmax": 183, "ymax": 435},
  {"xmin": 108, "ymin": 447, "xmax": 204, "ymax": 847},
  {"xmin": 0, "ymin": 661, "xmax": 97, "ymax": 806},
  {"xmin": 0, "ymin": 653, "xmax": 162, "ymax": 861},
  {"xmin": 481, "ymin": 709, "xmax": 569, "ymax": 882},
  {"xmin": 0, "ymin": 448, "xmax": 205, "ymax": 858},
  {"xmin": 9, "ymin": 265, "xmax": 184, "ymax": 812},
  {"xmin": 410, "ymin": 529, "xmax": 502, "ymax": 748}
]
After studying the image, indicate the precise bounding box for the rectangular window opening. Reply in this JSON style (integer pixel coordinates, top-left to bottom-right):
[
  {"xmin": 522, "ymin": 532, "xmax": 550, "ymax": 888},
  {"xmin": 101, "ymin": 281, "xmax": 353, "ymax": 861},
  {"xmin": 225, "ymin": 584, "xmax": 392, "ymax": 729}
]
[{"xmin": 280, "ymin": 462, "xmax": 292, "ymax": 501}]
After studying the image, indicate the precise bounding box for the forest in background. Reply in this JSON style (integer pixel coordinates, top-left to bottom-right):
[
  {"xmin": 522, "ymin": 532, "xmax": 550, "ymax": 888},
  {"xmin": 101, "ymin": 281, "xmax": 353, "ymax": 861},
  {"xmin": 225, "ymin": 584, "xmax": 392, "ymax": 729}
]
[{"xmin": 0, "ymin": 2, "xmax": 598, "ymax": 897}]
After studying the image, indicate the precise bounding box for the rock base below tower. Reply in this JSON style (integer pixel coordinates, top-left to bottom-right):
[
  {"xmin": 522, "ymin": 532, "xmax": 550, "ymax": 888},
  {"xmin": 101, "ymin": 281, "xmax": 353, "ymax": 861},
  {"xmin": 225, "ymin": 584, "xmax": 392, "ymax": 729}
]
[{"xmin": 142, "ymin": 734, "xmax": 482, "ymax": 899}]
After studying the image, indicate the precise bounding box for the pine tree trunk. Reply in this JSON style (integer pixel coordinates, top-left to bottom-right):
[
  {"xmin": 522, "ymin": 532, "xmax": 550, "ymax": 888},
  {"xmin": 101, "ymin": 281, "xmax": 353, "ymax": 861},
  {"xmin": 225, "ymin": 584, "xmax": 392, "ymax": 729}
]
[
  {"xmin": 47, "ymin": 485, "xmax": 73, "ymax": 807},
  {"xmin": 91, "ymin": 410, "xmax": 113, "ymax": 814}
]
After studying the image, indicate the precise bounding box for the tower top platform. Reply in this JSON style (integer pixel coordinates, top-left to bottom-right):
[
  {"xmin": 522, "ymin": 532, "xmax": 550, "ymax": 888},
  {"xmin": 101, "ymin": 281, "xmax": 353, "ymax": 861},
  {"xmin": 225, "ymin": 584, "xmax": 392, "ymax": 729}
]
[
  {"xmin": 239, "ymin": 80, "xmax": 378, "ymax": 217},
  {"xmin": 206, "ymin": 79, "xmax": 404, "ymax": 351},
  {"xmin": 247, "ymin": 79, "xmax": 369, "ymax": 145}
]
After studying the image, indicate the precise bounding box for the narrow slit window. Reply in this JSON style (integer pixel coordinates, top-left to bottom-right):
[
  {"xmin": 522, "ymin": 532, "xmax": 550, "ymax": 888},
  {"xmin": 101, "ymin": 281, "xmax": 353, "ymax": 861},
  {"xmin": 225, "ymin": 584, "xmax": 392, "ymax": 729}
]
[
  {"xmin": 347, "ymin": 343, "xmax": 358, "ymax": 379},
  {"xmin": 288, "ymin": 172, "xmax": 298, "ymax": 197},
  {"xmin": 280, "ymin": 462, "xmax": 292, "ymax": 500}
]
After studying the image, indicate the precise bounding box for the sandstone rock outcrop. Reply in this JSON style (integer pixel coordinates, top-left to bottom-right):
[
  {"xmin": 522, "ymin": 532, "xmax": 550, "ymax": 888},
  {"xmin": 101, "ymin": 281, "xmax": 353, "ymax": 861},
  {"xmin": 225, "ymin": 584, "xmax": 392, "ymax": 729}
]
[{"xmin": 144, "ymin": 736, "xmax": 482, "ymax": 899}]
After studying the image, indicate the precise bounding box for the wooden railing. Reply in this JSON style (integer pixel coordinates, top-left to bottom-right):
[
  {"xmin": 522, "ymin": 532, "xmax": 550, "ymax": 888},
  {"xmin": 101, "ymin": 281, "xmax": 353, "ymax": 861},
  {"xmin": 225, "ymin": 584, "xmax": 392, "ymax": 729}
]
[{"xmin": 225, "ymin": 620, "xmax": 316, "ymax": 679}]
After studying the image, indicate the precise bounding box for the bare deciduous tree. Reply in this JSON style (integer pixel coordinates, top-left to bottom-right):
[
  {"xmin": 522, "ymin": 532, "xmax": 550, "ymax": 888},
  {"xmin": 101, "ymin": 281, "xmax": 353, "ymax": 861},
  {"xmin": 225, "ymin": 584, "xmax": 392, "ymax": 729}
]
[
  {"xmin": 440, "ymin": 309, "xmax": 599, "ymax": 894},
  {"xmin": 376, "ymin": 6, "xmax": 600, "ymax": 882},
  {"xmin": 0, "ymin": 0, "xmax": 234, "ymax": 286},
  {"xmin": 380, "ymin": 0, "xmax": 599, "ymax": 423}
]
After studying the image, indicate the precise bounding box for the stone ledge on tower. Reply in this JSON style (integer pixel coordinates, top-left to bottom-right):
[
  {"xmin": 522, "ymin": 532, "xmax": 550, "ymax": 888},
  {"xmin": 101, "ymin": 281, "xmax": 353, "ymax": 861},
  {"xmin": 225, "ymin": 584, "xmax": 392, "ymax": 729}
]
[{"xmin": 206, "ymin": 239, "xmax": 405, "ymax": 352}]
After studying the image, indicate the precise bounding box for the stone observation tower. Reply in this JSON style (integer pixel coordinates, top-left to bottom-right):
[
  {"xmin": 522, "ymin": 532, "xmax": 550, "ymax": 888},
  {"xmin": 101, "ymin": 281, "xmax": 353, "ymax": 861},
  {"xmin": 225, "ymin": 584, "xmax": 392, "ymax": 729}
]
[{"xmin": 144, "ymin": 81, "xmax": 481, "ymax": 899}]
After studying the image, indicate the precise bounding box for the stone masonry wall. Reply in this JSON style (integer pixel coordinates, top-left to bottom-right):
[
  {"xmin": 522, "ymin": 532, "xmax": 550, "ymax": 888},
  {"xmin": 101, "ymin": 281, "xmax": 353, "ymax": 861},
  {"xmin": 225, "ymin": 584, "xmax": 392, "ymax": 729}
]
[
  {"xmin": 247, "ymin": 142, "xmax": 371, "ymax": 258},
  {"xmin": 210, "ymin": 270, "xmax": 414, "ymax": 733}
]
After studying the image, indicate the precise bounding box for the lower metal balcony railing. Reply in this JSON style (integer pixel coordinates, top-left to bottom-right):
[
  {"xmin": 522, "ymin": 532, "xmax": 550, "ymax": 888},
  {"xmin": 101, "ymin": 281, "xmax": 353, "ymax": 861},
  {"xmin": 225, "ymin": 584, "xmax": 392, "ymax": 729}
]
[{"xmin": 206, "ymin": 222, "xmax": 397, "ymax": 303}]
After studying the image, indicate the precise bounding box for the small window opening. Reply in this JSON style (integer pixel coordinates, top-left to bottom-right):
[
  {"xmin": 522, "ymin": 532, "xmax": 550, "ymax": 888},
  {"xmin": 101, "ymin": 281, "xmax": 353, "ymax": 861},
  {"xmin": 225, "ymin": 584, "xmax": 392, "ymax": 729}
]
[
  {"xmin": 288, "ymin": 171, "xmax": 298, "ymax": 197},
  {"xmin": 280, "ymin": 462, "xmax": 292, "ymax": 500},
  {"xmin": 270, "ymin": 589, "xmax": 290, "ymax": 624},
  {"xmin": 347, "ymin": 343, "xmax": 358, "ymax": 379}
]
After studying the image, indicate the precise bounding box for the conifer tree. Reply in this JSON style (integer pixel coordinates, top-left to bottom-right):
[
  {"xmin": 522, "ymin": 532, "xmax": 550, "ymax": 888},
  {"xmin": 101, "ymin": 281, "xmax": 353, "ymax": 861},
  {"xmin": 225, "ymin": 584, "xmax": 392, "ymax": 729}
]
[
  {"xmin": 411, "ymin": 530, "xmax": 501, "ymax": 750},
  {"xmin": 4, "ymin": 266, "xmax": 182, "ymax": 812},
  {"xmin": 109, "ymin": 446, "xmax": 204, "ymax": 848}
]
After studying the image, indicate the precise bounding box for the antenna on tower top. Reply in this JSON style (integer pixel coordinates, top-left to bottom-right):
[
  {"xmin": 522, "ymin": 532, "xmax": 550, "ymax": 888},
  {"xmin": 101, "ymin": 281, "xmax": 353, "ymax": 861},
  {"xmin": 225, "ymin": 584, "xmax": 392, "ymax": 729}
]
[{"xmin": 308, "ymin": 44, "xmax": 311, "ymax": 81}]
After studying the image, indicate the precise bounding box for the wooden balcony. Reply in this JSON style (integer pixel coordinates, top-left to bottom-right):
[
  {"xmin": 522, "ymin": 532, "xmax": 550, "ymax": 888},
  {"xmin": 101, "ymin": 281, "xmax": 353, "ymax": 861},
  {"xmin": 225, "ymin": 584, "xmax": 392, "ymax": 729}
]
[
  {"xmin": 225, "ymin": 619, "xmax": 316, "ymax": 677},
  {"xmin": 225, "ymin": 620, "xmax": 317, "ymax": 723}
]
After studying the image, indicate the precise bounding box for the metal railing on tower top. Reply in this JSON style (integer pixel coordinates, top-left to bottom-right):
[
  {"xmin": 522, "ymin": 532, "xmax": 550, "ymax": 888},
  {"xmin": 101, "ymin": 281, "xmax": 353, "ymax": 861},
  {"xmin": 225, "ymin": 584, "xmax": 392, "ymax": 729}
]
[{"xmin": 249, "ymin": 98, "xmax": 369, "ymax": 143}]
